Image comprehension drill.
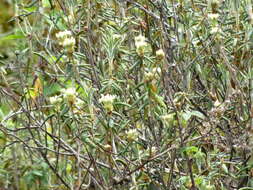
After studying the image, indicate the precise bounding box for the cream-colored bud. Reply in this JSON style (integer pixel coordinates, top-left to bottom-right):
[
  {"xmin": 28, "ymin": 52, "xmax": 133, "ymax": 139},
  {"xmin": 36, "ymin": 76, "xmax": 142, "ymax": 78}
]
[
  {"xmin": 49, "ymin": 95, "xmax": 62, "ymax": 105},
  {"xmin": 144, "ymin": 71, "xmax": 155, "ymax": 82},
  {"xmin": 99, "ymin": 94, "xmax": 116, "ymax": 112},
  {"xmin": 135, "ymin": 34, "xmax": 147, "ymax": 56},
  {"xmin": 208, "ymin": 13, "xmax": 219, "ymax": 20},
  {"xmin": 56, "ymin": 30, "xmax": 72, "ymax": 40},
  {"xmin": 210, "ymin": 26, "xmax": 221, "ymax": 34},
  {"xmin": 56, "ymin": 30, "xmax": 75, "ymax": 53},
  {"xmin": 126, "ymin": 129, "xmax": 138, "ymax": 142},
  {"xmin": 103, "ymin": 144, "xmax": 112, "ymax": 151},
  {"xmin": 63, "ymin": 87, "xmax": 77, "ymax": 105},
  {"xmin": 135, "ymin": 35, "xmax": 146, "ymax": 44},
  {"xmin": 156, "ymin": 49, "xmax": 165, "ymax": 60}
]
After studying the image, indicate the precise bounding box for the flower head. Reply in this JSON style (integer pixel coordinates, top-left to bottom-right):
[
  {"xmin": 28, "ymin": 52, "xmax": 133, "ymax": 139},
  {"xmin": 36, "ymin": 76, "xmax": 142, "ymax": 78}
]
[
  {"xmin": 56, "ymin": 30, "xmax": 72, "ymax": 40},
  {"xmin": 161, "ymin": 113, "xmax": 175, "ymax": 126},
  {"xmin": 208, "ymin": 13, "xmax": 219, "ymax": 20},
  {"xmin": 135, "ymin": 34, "xmax": 147, "ymax": 56},
  {"xmin": 126, "ymin": 129, "xmax": 138, "ymax": 142},
  {"xmin": 63, "ymin": 87, "xmax": 77, "ymax": 105},
  {"xmin": 135, "ymin": 35, "xmax": 146, "ymax": 44},
  {"xmin": 49, "ymin": 95, "xmax": 62, "ymax": 105},
  {"xmin": 144, "ymin": 71, "xmax": 155, "ymax": 82},
  {"xmin": 62, "ymin": 37, "xmax": 76, "ymax": 52},
  {"xmin": 99, "ymin": 94, "xmax": 116, "ymax": 112},
  {"xmin": 144, "ymin": 67, "xmax": 161, "ymax": 83},
  {"xmin": 156, "ymin": 49, "xmax": 165, "ymax": 60},
  {"xmin": 56, "ymin": 30, "xmax": 75, "ymax": 53},
  {"xmin": 210, "ymin": 26, "xmax": 219, "ymax": 34},
  {"xmin": 112, "ymin": 34, "xmax": 122, "ymax": 40}
]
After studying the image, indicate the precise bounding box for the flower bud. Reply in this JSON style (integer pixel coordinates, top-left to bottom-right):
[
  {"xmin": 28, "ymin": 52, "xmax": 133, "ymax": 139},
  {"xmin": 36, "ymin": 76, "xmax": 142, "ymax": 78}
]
[
  {"xmin": 56, "ymin": 30, "xmax": 75, "ymax": 53},
  {"xmin": 126, "ymin": 129, "xmax": 138, "ymax": 142},
  {"xmin": 49, "ymin": 95, "xmax": 62, "ymax": 105},
  {"xmin": 135, "ymin": 34, "xmax": 147, "ymax": 56},
  {"xmin": 63, "ymin": 87, "xmax": 77, "ymax": 105},
  {"xmin": 156, "ymin": 49, "xmax": 165, "ymax": 60},
  {"xmin": 208, "ymin": 13, "xmax": 219, "ymax": 20},
  {"xmin": 99, "ymin": 94, "xmax": 116, "ymax": 112}
]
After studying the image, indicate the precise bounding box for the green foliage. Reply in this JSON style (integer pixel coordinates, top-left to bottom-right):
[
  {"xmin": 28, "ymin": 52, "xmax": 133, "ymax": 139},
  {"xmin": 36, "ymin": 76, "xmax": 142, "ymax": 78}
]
[{"xmin": 1, "ymin": 0, "xmax": 253, "ymax": 189}]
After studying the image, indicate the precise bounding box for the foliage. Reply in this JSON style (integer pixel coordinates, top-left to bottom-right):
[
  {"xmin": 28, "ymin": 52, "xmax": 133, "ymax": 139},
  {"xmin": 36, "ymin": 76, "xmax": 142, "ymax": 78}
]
[{"xmin": 1, "ymin": 0, "xmax": 253, "ymax": 189}]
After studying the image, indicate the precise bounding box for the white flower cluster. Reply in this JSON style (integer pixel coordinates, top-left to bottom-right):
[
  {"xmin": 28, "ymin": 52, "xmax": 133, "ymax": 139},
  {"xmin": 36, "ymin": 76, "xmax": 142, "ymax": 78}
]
[
  {"xmin": 210, "ymin": 26, "xmax": 221, "ymax": 34},
  {"xmin": 64, "ymin": 7, "xmax": 75, "ymax": 24},
  {"xmin": 208, "ymin": 13, "xmax": 219, "ymax": 20},
  {"xmin": 135, "ymin": 34, "xmax": 148, "ymax": 56},
  {"xmin": 63, "ymin": 87, "xmax": 77, "ymax": 105},
  {"xmin": 126, "ymin": 129, "xmax": 138, "ymax": 142},
  {"xmin": 207, "ymin": 13, "xmax": 221, "ymax": 35},
  {"xmin": 161, "ymin": 113, "xmax": 175, "ymax": 124},
  {"xmin": 49, "ymin": 95, "xmax": 62, "ymax": 105},
  {"xmin": 49, "ymin": 87, "xmax": 88, "ymax": 114},
  {"xmin": 99, "ymin": 94, "xmax": 116, "ymax": 112},
  {"xmin": 56, "ymin": 30, "xmax": 75, "ymax": 53},
  {"xmin": 144, "ymin": 67, "xmax": 162, "ymax": 83},
  {"xmin": 156, "ymin": 49, "xmax": 165, "ymax": 60}
]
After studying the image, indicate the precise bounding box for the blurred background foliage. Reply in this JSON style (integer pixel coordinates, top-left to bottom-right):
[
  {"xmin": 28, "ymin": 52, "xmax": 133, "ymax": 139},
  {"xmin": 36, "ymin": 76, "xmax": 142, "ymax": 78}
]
[{"xmin": 1, "ymin": 0, "xmax": 253, "ymax": 190}]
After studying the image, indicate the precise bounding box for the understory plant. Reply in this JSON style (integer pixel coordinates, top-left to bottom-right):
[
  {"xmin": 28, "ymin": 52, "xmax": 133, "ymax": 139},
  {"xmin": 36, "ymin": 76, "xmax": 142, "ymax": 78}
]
[{"xmin": 0, "ymin": 0, "xmax": 253, "ymax": 189}]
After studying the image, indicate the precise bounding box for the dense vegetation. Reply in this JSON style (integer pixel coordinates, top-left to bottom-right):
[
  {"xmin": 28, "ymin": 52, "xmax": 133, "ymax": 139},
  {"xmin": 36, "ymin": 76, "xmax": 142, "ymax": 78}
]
[{"xmin": 1, "ymin": 0, "xmax": 253, "ymax": 189}]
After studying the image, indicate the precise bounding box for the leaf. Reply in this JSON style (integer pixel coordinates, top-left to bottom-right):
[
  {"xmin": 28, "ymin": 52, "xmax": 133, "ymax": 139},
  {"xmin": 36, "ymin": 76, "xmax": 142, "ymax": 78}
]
[
  {"xmin": 66, "ymin": 163, "xmax": 72, "ymax": 174},
  {"xmin": 2, "ymin": 33, "xmax": 25, "ymax": 40},
  {"xmin": 43, "ymin": 83, "xmax": 61, "ymax": 96},
  {"xmin": 24, "ymin": 6, "xmax": 37, "ymax": 13},
  {"xmin": 26, "ymin": 89, "xmax": 36, "ymax": 100},
  {"xmin": 190, "ymin": 110, "xmax": 205, "ymax": 119},
  {"xmin": 222, "ymin": 164, "xmax": 228, "ymax": 174},
  {"xmin": 182, "ymin": 110, "xmax": 205, "ymax": 121},
  {"xmin": 151, "ymin": 92, "xmax": 166, "ymax": 108},
  {"xmin": 34, "ymin": 77, "xmax": 43, "ymax": 98},
  {"xmin": 182, "ymin": 111, "xmax": 192, "ymax": 121},
  {"xmin": 32, "ymin": 170, "xmax": 43, "ymax": 177},
  {"xmin": 0, "ymin": 108, "xmax": 4, "ymax": 120},
  {"xmin": 114, "ymin": 102, "xmax": 131, "ymax": 107},
  {"xmin": 181, "ymin": 146, "xmax": 199, "ymax": 155},
  {"xmin": 0, "ymin": 132, "xmax": 7, "ymax": 147},
  {"xmin": 42, "ymin": 0, "xmax": 51, "ymax": 8}
]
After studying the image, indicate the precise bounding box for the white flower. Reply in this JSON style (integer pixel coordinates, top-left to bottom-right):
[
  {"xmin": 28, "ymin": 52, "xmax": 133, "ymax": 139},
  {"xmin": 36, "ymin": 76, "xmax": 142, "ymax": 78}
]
[
  {"xmin": 135, "ymin": 35, "xmax": 146, "ymax": 44},
  {"xmin": 99, "ymin": 94, "xmax": 116, "ymax": 104},
  {"xmin": 161, "ymin": 113, "xmax": 175, "ymax": 125},
  {"xmin": 210, "ymin": 0, "xmax": 220, "ymax": 6},
  {"xmin": 63, "ymin": 87, "xmax": 77, "ymax": 105},
  {"xmin": 208, "ymin": 13, "xmax": 219, "ymax": 20},
  {"xmin": 112, "ymin": 34, "xmax": 122, "ymax": 40},
  {"xmin": 64, "ymin": 11, "xmax": 75, "ymax": 24},
  {"xmin": 49, "ymin": 95, "xmax": 62, "ymax": 105},
  {"xmin": 152, "ymin": 67, "xmax": 161, "ymax": 75},
  {"xmin": 99, "ymin": 94, "xmax": 116, "ymax": 112},
  {"xmin": 156, "ymin": 49, "xmax": 165, "ymax": 60},
  {"xmin": 214, "ymin": 100, "xmax": 221, "ymax": 107},
  {"xmin": 64, "ymin": 87, "xmax": 76, "ymax": 96},
  {"xmin": 136, "ymin": 41, "xmax": 147, "ymax": 48},
  {"xmin": 126, "ymin": 129, "xmax": 138, "ymax": 142},
  {"xmin": 210, "ymin": 26, "xmax": 221, "ymax": 34},
  {"xmin": 56, "ymin": 30, "xmax": 75, "ymax": 53},
  {"xmin": 56, "ymin": 30, "xmax": 72, "ymax": 39},
  {"xmin": 135, "ymin": 34, "xmax": 148, "ymax": 56},
  {"xmin": 144, "ymin": 71, "xmax": 155, "ymax": 82},
  {"xmin": 62, "ymin": 37, "xmax": 75, "ymax": 47},
  {"xmin": 144, "ymin": 67, "xmax": 161, "ymax": 83}
]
